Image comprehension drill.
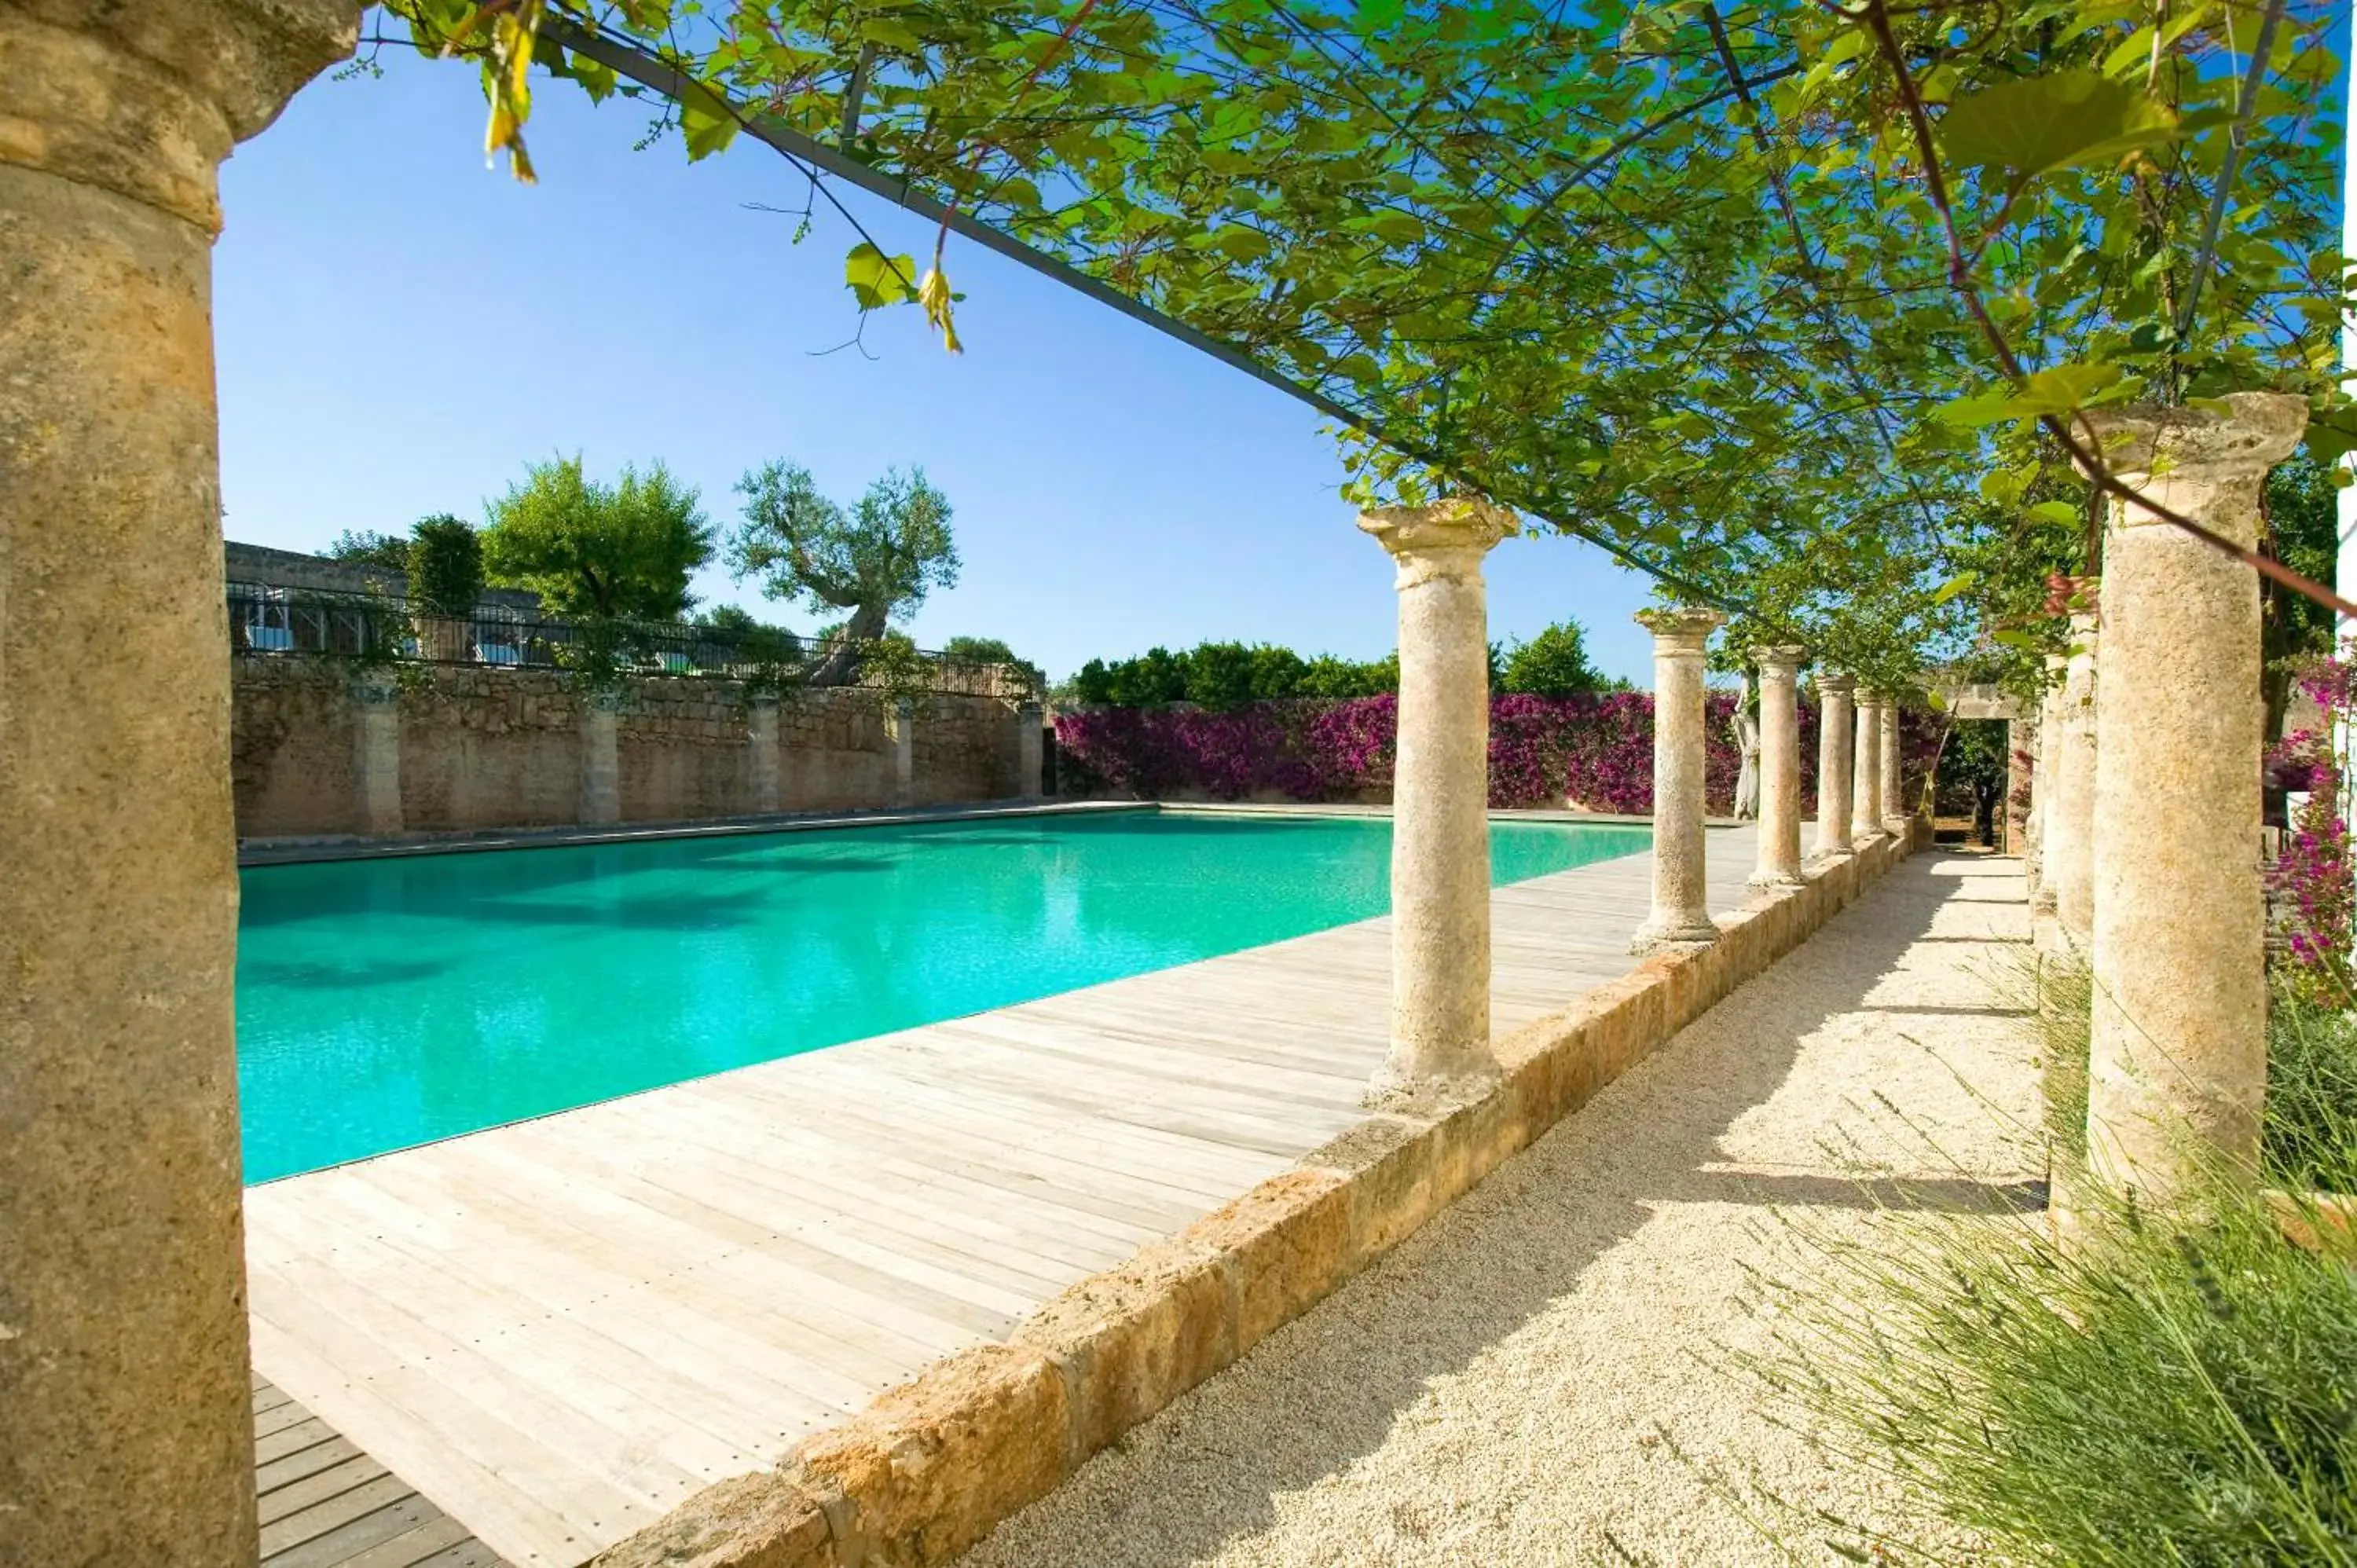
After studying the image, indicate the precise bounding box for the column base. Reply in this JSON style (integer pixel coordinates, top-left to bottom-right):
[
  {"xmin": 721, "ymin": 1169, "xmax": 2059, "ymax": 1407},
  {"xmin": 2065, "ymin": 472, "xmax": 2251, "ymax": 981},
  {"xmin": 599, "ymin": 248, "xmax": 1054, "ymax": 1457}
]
[
  {"xmin": 1746, "ymin": 869, "xmax": 1804, "ymax": 891},
  {"xmin": 1362, "ymin": 1053, "xmax": 1501, "ymax": 1113},
  {"xmin": 1630, "ymin": 914, "xmax": 1721, "ymax": 954}
]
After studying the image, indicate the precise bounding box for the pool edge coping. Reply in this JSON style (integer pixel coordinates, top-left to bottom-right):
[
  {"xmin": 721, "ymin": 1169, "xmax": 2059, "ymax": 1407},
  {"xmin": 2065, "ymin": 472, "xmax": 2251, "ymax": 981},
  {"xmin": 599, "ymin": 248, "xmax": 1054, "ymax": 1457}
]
[
  {"xmin": 237, "ymin": 798, "xmax": 1728, "ymax": 867},
  {"xmin": 587, "ymin": 819, "xmax": 1936, "ymax": 1568}
]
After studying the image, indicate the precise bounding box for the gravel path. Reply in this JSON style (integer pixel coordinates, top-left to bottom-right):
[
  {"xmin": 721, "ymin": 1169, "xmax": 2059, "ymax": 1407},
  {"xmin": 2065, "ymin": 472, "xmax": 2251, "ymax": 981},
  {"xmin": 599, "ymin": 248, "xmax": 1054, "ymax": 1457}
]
[{"xmin": 962, "ymin": 854, "xmax": 2040, "ymax": 1568}]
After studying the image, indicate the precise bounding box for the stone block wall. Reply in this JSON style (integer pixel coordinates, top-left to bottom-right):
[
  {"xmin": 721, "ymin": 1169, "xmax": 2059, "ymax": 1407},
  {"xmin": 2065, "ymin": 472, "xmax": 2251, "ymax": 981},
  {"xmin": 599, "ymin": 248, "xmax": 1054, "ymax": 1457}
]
[{"xmin": 230, "ymin": 657, "xmax": 1034, "ymax": 841}]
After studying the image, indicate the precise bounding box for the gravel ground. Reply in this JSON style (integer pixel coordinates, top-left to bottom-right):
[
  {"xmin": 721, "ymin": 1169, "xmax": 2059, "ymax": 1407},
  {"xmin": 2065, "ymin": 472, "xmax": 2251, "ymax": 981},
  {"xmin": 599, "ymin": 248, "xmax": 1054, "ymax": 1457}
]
[{"xmin": 961, "ymin": 854, "xmax": 2040, "ymax": 1568}]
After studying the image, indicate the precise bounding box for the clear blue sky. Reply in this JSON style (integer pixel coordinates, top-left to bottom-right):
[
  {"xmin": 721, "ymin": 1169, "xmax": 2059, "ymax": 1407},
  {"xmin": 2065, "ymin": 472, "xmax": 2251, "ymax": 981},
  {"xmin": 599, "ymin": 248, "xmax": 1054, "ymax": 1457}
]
[{"xmin": 214, "ymin": 39, "xmax": 1661, "ymax": 684}]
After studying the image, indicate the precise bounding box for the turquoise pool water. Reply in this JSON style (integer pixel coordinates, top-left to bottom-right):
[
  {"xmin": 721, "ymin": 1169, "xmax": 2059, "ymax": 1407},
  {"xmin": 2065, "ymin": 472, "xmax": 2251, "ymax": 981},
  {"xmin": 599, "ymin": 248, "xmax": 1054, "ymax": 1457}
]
[{"xmin": 235, "ymin": 811, "xmax": 1650, "ymax": 1182}]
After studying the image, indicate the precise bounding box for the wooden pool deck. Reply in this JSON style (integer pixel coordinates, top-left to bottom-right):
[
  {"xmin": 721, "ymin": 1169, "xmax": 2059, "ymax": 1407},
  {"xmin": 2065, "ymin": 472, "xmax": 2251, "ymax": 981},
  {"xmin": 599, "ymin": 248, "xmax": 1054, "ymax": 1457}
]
[
  {"xmin": 253, "ymin": 1373, "xmax": 508, "ymax": 1568},
  {"xmin": 245, "ymin": 819, "xmax": 1770, "ymax": 1567}
]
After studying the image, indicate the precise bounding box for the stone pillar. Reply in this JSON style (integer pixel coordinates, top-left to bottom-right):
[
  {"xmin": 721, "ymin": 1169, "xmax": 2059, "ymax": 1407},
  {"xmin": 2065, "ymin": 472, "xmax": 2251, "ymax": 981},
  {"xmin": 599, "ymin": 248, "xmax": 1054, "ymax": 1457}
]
[
  {"xmin": 748, "ymin": 694, "xmax": 782, "ymax": 814},
  {"xmin": 351, "ymin": 669, "xmax": 403, "ymax": 835},
  {"xmin": 1879, "ymin": 693, "xmax": 1906, "ymax": 826},
  {"xmin": 2048, "ymin": 616, "xmax": 2100, "ymax": 949},
  {"xmin": 1850, "ymin": 691, "xmax": 1885, "ymax": 842},
  {"xmin": 1813, "ymin": 672, "xmax": 1857, "ymax": 859},
  {"xmin": 888, "ymin": 698, "xmax": 917, "ymax": 807},
  {"xmin": 2030, "ymin": 657, "xmax": 2068, "ymax": 929},
  {"xmin": 581, "ymin": 687, "xmax": 624, "ymax": 825},
  {"xmin": 1358, "ymin": 498, "xmax": 1515, "ymax": 1097},
  {"xmin": 2084, "ymin": 394, "xmax": 2306, "ymax": 1203},
  {"xmin": 1017, "ymin": 701, "xmax": 1045, "ymax": 798},
  {"xmin": 1633, "ymin": 606, "xmax": 1728, "ymax": 951},
  {"xmin": 2009, "ymin": 715, "xmax": 2038, "ymax": 862},
  {"xmin": 0, "ymin": 6, "xmax": 361, "ymax": 1564},
  {"xmin": 1750, "ymin": 646, "xmax": 1808, "ymax": 887}
]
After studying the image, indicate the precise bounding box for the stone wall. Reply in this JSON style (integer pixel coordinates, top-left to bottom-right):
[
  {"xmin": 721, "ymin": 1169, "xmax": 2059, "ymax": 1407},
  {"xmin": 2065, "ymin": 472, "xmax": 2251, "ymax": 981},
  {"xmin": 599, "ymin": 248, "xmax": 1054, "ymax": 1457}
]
[{"xmin": 231, "ymin": 657, "xmax": 1032, "ymax": 841}]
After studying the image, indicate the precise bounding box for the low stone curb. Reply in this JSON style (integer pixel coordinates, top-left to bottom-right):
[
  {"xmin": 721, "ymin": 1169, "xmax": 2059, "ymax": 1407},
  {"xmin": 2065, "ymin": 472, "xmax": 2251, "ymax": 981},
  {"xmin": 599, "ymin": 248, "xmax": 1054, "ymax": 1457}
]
[{"xmin": 590, "ymin": 825, "xmax": 1928, "ymax": 1568}]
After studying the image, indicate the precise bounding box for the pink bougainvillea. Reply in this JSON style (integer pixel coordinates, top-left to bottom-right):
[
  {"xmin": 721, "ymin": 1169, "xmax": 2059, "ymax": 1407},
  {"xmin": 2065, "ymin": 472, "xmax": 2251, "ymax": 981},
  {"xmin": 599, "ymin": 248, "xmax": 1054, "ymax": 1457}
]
[
  {"xmin": 1056, "ymin": 691, "xmax": 1906, "ymax": 815},
  {"xmin": 2267, "ymin": 651, "xmax": 2355, "ymax": 1006}
]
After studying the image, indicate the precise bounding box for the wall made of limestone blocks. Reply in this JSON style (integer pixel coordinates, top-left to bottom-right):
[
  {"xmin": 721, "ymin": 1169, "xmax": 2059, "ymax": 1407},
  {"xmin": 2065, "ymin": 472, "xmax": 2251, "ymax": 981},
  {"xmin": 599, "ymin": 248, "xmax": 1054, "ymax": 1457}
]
[{"xmin": 230, "ymin": 660, "xmax": 1021, "ymax": 839}]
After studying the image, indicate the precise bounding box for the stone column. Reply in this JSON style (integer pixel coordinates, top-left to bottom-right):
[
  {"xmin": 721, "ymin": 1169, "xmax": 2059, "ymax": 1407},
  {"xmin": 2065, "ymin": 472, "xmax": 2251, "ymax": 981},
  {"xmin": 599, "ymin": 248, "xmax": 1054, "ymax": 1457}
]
[
  {"xmin": 1358, "ymin": 498, "xmax": 1515, "ymax": 1097},
  {"xmin": 2008, "ymin": 715, "xmax": 2038, "ymax": 861},
  {"xmin": 1850, "ymin": 691, "xmax": 1885, "ymax": 842},
  {"xmin": 1879, "ymin": 693, "xmax": 1906, "ymax": 826},
  {"xmin": 1633, "ymin": 607, "xmax": 1728, "ymax": 951},
  {"xmin": 748, "ymin": 694, "xmax": 782, "ymax": 814},
  {"xmin": 2084, "ymin": 394, "xmax": 2306, "ymax": 1203},
  {"xmin": 352, "ymin": 669, "xmax": 403, "ymax": 835},
  {"xmin": 2029, "ymin": 657, "xmax": 2068, "ymax": 930},
  {"xmin": 1750, "ymin": 646, "xmax": 1808, "ymax": 887},
  {"xmin": 888, "ymin": 698, "xmax": 917, "ymax": 807},
  {"xmin": 0, "ymin": 6, "xmax": 361, "ymax": 1564},
  {"xmin": 581, "ymin": 686, "xmax": 625, "ymax": 825},
  {"xmin": 2048, "ymin": 615, "xmax": 2100, "ymax": 949},
  {"xmin": 1813, "ymin": 672, "xmax": 1857, "ymax": 859},
  {"xmin": 1017, "ymin": 701, "xmax": 1045, "ymax": 798}
]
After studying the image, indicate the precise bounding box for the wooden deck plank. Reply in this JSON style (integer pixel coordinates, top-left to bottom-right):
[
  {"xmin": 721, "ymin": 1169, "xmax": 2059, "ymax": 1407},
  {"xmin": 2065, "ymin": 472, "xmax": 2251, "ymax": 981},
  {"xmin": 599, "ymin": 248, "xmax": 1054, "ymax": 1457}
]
[
  {"xmin": 250, "ymin": 821, "xmax": 1774, "ymax": 1567},
  {"xmin": 252, "ymin": 1379, "xmax": 510, "ymax": 1568}
]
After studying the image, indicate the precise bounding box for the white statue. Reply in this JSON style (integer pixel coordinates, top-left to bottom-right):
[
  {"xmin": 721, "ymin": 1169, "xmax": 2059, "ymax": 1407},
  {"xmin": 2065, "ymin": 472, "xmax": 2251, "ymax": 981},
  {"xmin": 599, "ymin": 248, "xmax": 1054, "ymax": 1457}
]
[{"xmin": 1732, "ymin": 671, "xmax": 1761, "ymax": 821}]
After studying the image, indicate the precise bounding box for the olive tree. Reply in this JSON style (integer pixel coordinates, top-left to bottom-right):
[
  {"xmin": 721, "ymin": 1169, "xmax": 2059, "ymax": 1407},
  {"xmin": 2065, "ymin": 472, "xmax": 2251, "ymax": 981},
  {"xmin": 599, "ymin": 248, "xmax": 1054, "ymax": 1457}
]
[{"xmin": 728, "ymin": 461, "xmax": 959, "ymax": 687}]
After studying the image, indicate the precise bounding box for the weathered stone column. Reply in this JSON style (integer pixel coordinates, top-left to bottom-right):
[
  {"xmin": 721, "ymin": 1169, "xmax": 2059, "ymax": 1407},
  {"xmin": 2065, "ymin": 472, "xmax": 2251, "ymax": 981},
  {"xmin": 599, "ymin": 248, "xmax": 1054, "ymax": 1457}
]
[
  {"xmin": 2009, "ymin": 715, "xmax": 2038, "ymax": 862},
  {"xmin": 2048, "ymin": 614, "xmax": 2100, "ymax": 949},
  {"xmin": 1017, "ymin": 700, "xmax": 1045, "ymax": 798},
  {"xmin": 888, "ymin": 698, "xmax": 917, "ymax": 807},
  {"xmin": 748, "ymin": 694, "xmax": 782, "ymax": 813},
  {"xmin": 1879, "ymin": 693, "xmax": 1906, "ymax": 826},
  {"xmin": 2029, "ymin": 655, "xmax": 2068, "ymax": 930},
  {"xmin": 1813, "ymin": 672, "xmax": 1857, "ymax": 859},
  {"xmin": 581, "ymin": 686, "xmax": 625, "ymax": 824},
  {"xmin": 2084, "ymin": 394, "xmax": 2306, "ymax": 1203},
  {"xmin": 352, "ymin": 669, "xmax": 403, "ymax": 835},
  {"xmin": 1633, "ymin": 607, "xmax": 1728, "ymax": 951},
  {"xmin": 1750, "ymin": 646, "xmax": 1808, "ymax": 887},
  {"xmin": 1359, "ymin": 498, "xmax": 1515, "ymax": 1097},
  {"xmin": 1850, "ymin": 691, "xmax": 1885, "ymax": 842},
  {"xmin": 0, "ymin": 5, "xmax": 361, "ymax": 1563}
]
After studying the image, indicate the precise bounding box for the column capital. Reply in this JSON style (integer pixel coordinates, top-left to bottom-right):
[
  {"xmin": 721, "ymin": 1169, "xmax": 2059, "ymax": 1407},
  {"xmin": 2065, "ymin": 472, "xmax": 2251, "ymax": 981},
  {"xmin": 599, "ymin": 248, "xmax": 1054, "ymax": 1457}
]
[
  {"xmin": 1749, "ymin": 643, "xmax": 1809, "ymax": 672},
  {"xmin": 1813, "ymin": 669, "xmax": 1856, "ymax": 698},
  {"xmin": 1633, "ymin": 606, "xmax": 1726, "ymax": 651},
  {"xmin": 2081, "ymin": 393, "xmax": 2308, "ymax": 485},
  {"xmin": 349, "ymin": 668, "xmax": 401, "ymax": 708},
  {"xmin": 1358, "ymin": 497, "xmax": 1515, "ymax": 588},
  {"xmin": 584, "ymin": 684, "xmax": 630, "ymax": 714},
  {"xmin": 1, "ymin": 4, "xmax": 360, "ymax": 231},
  {"xmin": 2080, "ymin": 394, "xmax": 2306, "ymax": 548}
]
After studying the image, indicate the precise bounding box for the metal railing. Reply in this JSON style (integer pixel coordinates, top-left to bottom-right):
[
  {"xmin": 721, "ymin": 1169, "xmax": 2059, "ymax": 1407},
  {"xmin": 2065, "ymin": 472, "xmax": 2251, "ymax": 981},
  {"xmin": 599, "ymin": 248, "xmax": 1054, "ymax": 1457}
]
[{"xmin": 224, "ymin": 583, "xmax": 1025, "ymax": 697}]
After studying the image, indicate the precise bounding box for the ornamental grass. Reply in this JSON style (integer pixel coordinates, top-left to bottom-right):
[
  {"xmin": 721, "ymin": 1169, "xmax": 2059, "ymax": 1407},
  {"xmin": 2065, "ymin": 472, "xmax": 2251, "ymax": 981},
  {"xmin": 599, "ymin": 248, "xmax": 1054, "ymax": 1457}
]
[{"xmin": 1741, "ymin": 970, "xmax": 2357, "ymax": 1566}]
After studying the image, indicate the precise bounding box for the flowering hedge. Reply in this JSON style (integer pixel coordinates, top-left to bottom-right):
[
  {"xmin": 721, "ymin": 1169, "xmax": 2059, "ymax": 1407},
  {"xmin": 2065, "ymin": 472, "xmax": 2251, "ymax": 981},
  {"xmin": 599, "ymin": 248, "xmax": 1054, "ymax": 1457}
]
[
  {"xmin": 2267, "ymin": 651, "xmax": 2354, "ymax": 1005},
  {"xmin": 1058, "ymin": 693, "xmax": 1937, "ymax": 815}
]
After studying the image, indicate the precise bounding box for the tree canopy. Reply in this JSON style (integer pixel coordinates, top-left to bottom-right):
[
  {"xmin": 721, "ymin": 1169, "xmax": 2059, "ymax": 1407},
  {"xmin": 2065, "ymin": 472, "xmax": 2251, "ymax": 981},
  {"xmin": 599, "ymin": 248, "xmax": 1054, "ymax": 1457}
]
[
  {"xmin": 1500, "ymin": 621, "xmax": 1622, "ymax": 698},
  {"xmin": 482, "ymin": 455, "xmax": 715, "ymax": 621},
  {"xmin": 387, "ymin": 0, "xmax": 2346, "ymax": 689},
  {"xmin": 407, "ymin": 514, "xmax": 485, "ymax": 617},
  {"xmin": 728, "ymin": 461, "xmax": 960, "ymax": 638}
]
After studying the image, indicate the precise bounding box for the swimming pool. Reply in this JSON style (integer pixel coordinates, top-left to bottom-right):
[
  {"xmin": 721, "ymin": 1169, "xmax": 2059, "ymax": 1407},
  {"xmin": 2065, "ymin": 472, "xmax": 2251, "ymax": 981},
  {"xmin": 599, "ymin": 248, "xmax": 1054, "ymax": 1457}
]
[{"xmin": 234, "ymin": 810, "xmax": 1650, "ymax": 1182}]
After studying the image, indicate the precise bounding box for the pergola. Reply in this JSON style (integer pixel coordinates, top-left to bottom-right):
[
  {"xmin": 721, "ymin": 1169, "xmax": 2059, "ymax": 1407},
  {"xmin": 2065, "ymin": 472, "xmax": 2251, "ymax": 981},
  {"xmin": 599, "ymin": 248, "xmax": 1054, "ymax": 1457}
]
[{"xmin": 0, "ymin": 3, "xmax": 2326, "ymax": 1561}]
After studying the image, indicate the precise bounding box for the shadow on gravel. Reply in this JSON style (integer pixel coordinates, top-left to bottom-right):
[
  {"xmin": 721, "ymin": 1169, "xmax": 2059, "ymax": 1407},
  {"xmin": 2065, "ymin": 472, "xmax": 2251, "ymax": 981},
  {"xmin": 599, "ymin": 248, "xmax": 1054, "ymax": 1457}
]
[{"xmin": 961, "ymin": 856, "xmax": 2004, "ymax": 1568}]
